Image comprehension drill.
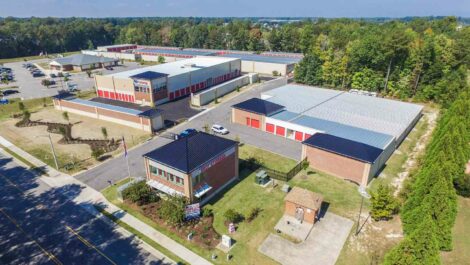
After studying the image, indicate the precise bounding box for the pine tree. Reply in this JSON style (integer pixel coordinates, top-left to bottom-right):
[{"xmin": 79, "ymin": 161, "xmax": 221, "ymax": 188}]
[
  {"xmin": 370, "ymin": 184, "xmax": 399, "ymax": 221},
  {"xmin": 383, "ymin": 215, "xmax": 441, "ymax": 265}
]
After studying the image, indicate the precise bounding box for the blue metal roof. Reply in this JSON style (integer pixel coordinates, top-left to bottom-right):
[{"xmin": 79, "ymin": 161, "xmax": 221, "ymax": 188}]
[
  {"xmin": 67, "ymin": 98, "xmax": 143, "ymax": 116},
  {"xmin": 135, "ymin": 48, "xmax": 216, "ymax": 57},
  {"xmin": 218, "ymin": 53, "xmax": 301, "ymax": 64},
  {"xmin": 292, "ymin": 115, "xmax": 394, "ymax": 149},
  {"xmin": 232, "ymin": 98, "xmax": 285, "ymax": 116},
  {"xmin": 130, "ymin": 71, "xmax": 168, "ymax": 80},
  {"xmin": 303, "ymin": 133, "xmax": 383, "ymax": 163},
  {"xmin": 144, "ymin": 132, "xmax": 238, "ymax": 173}
]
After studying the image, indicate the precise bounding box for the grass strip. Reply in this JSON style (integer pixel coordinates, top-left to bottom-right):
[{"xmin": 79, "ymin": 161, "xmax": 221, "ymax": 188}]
[
  {"xmin": 95, "ymin": 206, "xmax": 187, "ymax": 265},
  {"xmin": 0, "ymin": 144, "xmax": 48, "ymax": 176}
]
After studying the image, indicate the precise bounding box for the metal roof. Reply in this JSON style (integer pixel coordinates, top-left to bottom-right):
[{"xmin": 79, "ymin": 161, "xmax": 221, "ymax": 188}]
[
  {"xmin": 268, "ymin": 110, "xmax": 299, "ymax": 121},
  {"xmin": 232, "ymin": 98, "xmax": 285, "ymax": 116},
  {"xmin": 130, "ymin": 71, "xmax": 168, "ymax": 80},
  {"xmin": 217, "ymin": 53, "xmax": 301, "ymax": 64},
  {"xmin": 52, "ymin": 54, "xmax": 117, "ymax": 66},
  {"xmin": 109, "ymin": 57, "xmax": 238, "ymax": 79},
  {"xmin": 135, "ymin": 48, "xmax": 216, "ymax": 57},
  {"xmin": 144, "ymin": 132, "xmax": 238, "ymax": 173},
  {"xmin": 67, "ymin": 98, "xmax": 146, "ymax": 116},
  {"xmin": 263, "ymin": 84, "xmax": 423, "ymax": 140},
  {"xmin": 303, "ymin": 133, "xmax": 384, "ymax": 163},
  {"xmin": 291, "ymin": 115, "xmax": 394, "ymax": 149}
]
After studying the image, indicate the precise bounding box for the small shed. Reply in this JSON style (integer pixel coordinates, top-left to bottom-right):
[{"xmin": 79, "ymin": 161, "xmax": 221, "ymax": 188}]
[{"xmin": 284, "ymin": 187, "xmax": 323, "ymax": 224}]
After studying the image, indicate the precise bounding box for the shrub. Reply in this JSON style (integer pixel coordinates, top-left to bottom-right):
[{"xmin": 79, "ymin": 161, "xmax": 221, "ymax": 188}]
[
  {"xmin": 272, "ymin": 70, "xmax": 279, "ymax": 76},
  {"xmin": 22, "ymin": 110, "xmax": 31, "ymax": 121},
  {"xmin": 202, "ymin": 206, "xmax": 213, "ymax": 217},
  {"xmin": 62, "ymin": 111, "xmax": 69, "ymax": 122},
  {"xmin": 158, "ymin": 195, "xmax": 186, "ymax": 225},
  {"xmin": 91, "ymin": 149, "xmax": 104, "ymax": 161},
  {"xmin": 223, "ymin": 209, "xmax": 244, "ymax": 223},
  {"xmin": 18, "ymin": 102, "xmax": 25, "ymax": 112},
  {"xmin": 247, "ymin": 207, "xmax": 262, "ymax": 222},
  {"xmin": 101, "ymin": 127, "xmax": 108, "ymax": 139},
  {"xmin": 370, "ymin": 184, "xmax": 399, "ymax": 221},
  {"xmin": 122, "ymin": 181, "xmax": 158, "ymax": 206},
  {"xmin": 41, "ymin": 79, "xmax": 52, "ymax": 87}
]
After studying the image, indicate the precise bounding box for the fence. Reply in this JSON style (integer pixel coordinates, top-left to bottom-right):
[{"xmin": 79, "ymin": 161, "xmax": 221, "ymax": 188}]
[{"xmin": 240, "ymin": 157, "xmax": 307, "ymax": 182}]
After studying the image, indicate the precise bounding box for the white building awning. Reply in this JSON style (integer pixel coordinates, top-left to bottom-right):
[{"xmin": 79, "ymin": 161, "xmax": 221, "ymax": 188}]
[
  {"xmin": 194, "ymin": 183, "xmax": 212, "ymax": 198},
  {"xmin": 147, "ymin": 180, "xmax": 184, "ymax": 197}
]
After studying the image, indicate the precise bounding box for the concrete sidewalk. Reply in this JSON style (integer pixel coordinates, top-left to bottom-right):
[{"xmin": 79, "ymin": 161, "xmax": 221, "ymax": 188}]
[{"xmin": 0, "ymin": 136, "xmax": 212, "ymax": 265}]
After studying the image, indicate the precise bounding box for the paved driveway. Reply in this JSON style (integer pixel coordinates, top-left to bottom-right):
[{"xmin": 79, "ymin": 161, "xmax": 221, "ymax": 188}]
[
  {"xmin": 0, "ymin": 60, "xmax": 143, "ymax": 100},
  {"xmin": 259, "ymin": 212, "xmax": 353, "ymax": 265},
  {"xmin": 75, "ymin": 77, "xmax": 302, "ymax": 190}
]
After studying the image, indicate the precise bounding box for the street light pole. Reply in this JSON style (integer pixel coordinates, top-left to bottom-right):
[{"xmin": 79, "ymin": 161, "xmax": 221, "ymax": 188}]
[
  {"xmin": 47, "ymin": 133, "xmax": 59, "ymax": 170},
  {"xmin": 355, "ymin": 186, "xmax": 370, "ymax": 236}
]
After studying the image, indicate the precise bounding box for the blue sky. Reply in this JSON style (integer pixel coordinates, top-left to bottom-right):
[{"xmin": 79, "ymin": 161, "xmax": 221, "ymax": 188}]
[{"xmin": 0, "ymin": 0, "xmax": 469, "ymax": 18}]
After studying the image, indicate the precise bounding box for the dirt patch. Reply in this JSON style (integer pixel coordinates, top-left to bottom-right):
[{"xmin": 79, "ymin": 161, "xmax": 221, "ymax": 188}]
[{"xmin": 139, "ymin": 202, "xmax": 221, "ymax": 249}]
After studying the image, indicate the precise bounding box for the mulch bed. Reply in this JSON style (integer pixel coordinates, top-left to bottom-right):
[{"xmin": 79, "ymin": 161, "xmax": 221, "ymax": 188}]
[{"xmin": 138, "ymin": 201, "xmax": 221, "ymax": 249}]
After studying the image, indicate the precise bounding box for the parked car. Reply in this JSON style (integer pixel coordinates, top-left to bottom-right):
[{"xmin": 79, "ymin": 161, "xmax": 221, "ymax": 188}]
[
  {"xmin": 32, "ymin": 72, "xmax": 44, "ymax": 77},
  {"xmin": 49, "ymin": 73, "xmax": 57, "ymax": 78},
  {"xmin": 63, "ymin": 72, "xmax": 71, "ymax": 77},
  {"xmin": 0, "ymin": 98, "xmax": 9, "ymax": 105},
  {"xmin": 211, "ymin": 124, "xmax": 229, "ymax": 135},
  {"xmin": 179, "ymin": 128, "xmax": 197, "ymax": 138},
  {"xmin": 1, "ymin": 89, "xmax": 19, "ymax": 96}
]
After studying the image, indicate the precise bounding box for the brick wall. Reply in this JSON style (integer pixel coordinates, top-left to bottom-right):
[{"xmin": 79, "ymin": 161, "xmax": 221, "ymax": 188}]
[
  {"xmin": 202, "ymin": 152, "xmax": 238, "ymax": 197},
  {"xmin": 284, "ymin": 201, "xmax": 318, "ymax": 223},
  {"xmin": 303, "ymin": 145, "xmax": 368, "ymax": 185},
  {"xmin": 232, "ymin": 108, "xmax": 265, "ymax": 128}
]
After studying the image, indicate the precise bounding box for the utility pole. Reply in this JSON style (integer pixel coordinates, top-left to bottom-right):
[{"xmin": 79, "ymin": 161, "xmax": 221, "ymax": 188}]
[{"xmin": 355, "ymin": 186, "xmax": 370, "ymax": 236}]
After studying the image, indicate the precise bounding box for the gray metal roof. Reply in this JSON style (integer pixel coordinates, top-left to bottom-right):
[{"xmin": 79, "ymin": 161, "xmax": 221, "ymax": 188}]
[
  {"xmin": 52, "ymin": 54, "xmax": 117, "ymax": 66},
  {"xmin": 263, "ymin": 84, "xmax": 423, "ymax": 140},
  {"xmin": 218, "ymin": 53, "xmax": 301, "ymax": 64},
  {"xmin": 291, "ymin": 115, "xmax": 394, "ymax": 149}
]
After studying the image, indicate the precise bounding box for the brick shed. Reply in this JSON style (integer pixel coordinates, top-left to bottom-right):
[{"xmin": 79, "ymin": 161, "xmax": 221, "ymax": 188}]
[{"xmin": 284, "ymin": 187, "xmax": 323, "ymax": 224}]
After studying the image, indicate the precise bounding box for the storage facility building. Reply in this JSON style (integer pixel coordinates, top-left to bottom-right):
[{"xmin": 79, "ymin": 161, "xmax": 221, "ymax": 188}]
[
  {"xmin": 144, "ymin": 132, "xmax": 239, "ymax": 204},
  {"xmin": 95, "ymin": 56, "xmax": 241, "ymax": 106},
  {"xmin": 232, "ymin": 84, "xmax": 423, "ymax": 186},
  {"xmin": 216, "ymin": 53, "xmax": 301, "ymax": 76}
]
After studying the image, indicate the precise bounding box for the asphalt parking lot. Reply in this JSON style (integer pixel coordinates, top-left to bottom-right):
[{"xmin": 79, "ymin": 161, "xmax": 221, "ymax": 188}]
[
  {"xmin": 0, "ymin": 59, "xmax": 143, "ymax": 100},
  {"xmin": 75, "ymin": 77, "xmax": 302, "ymax": 190}
]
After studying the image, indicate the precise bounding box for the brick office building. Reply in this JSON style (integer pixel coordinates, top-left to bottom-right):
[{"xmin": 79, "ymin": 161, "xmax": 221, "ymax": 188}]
[{"xmin": 143, "ymin": 132, "xmax": 239, "ymax": 204}]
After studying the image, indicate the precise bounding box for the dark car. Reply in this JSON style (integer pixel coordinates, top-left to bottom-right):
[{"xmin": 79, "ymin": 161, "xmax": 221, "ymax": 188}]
[
  {"xmin": 179, "ymin": 128, "xmax": 197, "ymax": 138},
  {"xmin": 1, "ymin": 89, "xmax": 19, "ymax": 96},
  {"xmin": 32, "ymin": 72, "xmax": 44, "ymax": 77}
]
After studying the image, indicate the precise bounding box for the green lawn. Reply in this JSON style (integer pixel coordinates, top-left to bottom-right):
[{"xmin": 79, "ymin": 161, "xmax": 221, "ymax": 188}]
[
  {"xmin": 442, "ymin": 197, "xmax": 470, "ymax": 265},
  {"xmin": 239, "ymin": 144, "xmax": 298, "ymax": 172},
  {"xmin": 0, "ymin": 51, "xmax": 80, "ymax": 64},
  {"xmin": 0, "ymin": 97, "xmax": 52, "ymax": 121}
]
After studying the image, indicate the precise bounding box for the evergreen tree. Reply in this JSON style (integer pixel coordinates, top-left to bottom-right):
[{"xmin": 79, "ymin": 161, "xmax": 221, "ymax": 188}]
[{"xmin": 370, "ymin": 184, "xmax": 399, "ymax": 221}]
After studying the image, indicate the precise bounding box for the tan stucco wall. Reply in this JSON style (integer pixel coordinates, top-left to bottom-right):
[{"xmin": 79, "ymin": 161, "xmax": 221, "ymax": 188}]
[{"xmin": 302, "ymin": 144, "xmax": 370, "ymax": 186}]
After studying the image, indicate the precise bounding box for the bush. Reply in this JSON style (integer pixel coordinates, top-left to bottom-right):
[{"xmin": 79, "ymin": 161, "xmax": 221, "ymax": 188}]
[
  {"xmin": 122, "ymin": 181, "xmax": 158, "ymax": 206},
  {"xmin": 202, "ymin": 206, "xmax": 213, "ymax": 217},
  {"xmin": 370, "ymin": 184, "xmax": 399, "ymax": 221},
  {"xmin": 223, "ymin": 209, "xmax": 244, "ymax": 223},
  {"xmin": 159, "ymin": 195, "xmax": 186, "ymax": 225},
  {"xmin": 41, "ymin": 79, "xmax": 52, "ymax": 87},
  {"xmin": 247, "ymin": 207, "xmax": 262, "ymax": 222},
  {"xmin": 91, "ymin": 149, "xmax": 104, "ymax": 161},
  {"xmin": 272, "ymin": 70, "xmax": 279, "ymax": 76}
]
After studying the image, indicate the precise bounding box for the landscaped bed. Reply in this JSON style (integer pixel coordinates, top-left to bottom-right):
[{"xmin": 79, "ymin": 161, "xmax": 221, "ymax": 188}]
[{"xmin": 0, "ymin": 104, "xmax": 150, "ymax": 173}]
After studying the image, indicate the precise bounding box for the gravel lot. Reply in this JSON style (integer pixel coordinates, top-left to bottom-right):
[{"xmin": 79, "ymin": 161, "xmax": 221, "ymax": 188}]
[{"xmin": 0, "ymin": 59, "xmax": 143, "ymax": 100}]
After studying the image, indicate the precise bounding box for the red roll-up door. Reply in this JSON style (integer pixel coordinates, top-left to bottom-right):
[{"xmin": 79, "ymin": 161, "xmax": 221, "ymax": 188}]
[
  {"xmin": 276, "ymin": 126, "xmax": 285, "ymax": 136},
  {"xmin": 266, "ymin": 123, "xmax": 275, "ymax": 133},
  {"xmin": 97, "ymin": 90, "xmax": 103, "ymax": 97},
  {"xmin": 246, "ymin": 117, "xmax": 251, "ymax": 126},
  {"xmin": 104, "ymin": 91, "xmax": 109, "ymax": 98},
  {"xmin": 175, "ymin": 90, "xmax": 180, "ymax": 97},
  {"xmin": 251, "ymin": 119, "xmax": 260, "ymax": 129},
  {"xmin": 304, "ymin": 133, "xmax": 312, "ymax": 140},
  {"xmin": 186, "ymin": 87, "xmax": 190, "ymax": 94},
  {"xmin": 110, "ymin": 92, "xmax": 115, "ymax": 99},
  {"xmin": 295, "ymin": 131, "xmax": 304, "ymax": 141},
  {"xmin": 169, "ymin": 92, "xmax": 174, "ymax": 100}
]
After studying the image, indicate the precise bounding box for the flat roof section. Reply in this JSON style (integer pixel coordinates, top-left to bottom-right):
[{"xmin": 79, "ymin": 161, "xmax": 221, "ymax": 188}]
[
  {"xmin": 135, "ymin": 48, "xmax": 216, "ymax": 57},
  {"xmin": 109, "ymin": 57, "xmax": 239, "ymax": 79},
  {"xmin": 232, "ymin": 98, "xmax": 285, "ymax": 116},
  {"xmin": 144, "ymin": 132, "xmax": 238, "ymax": 173},
  {"xmin": 217, "ymin": 53, "xmax": 302, "ymax": 64},
  {"xmin": 263, "ymin": 84, "xmax": 423, "ymax": 140},
  {"xmin": 130, "ymin": 71, "xmax": 168, "ymax": 80},
  {"xmin": 303, "ymin": 133, "xmax": 384, "ymax": 164}
]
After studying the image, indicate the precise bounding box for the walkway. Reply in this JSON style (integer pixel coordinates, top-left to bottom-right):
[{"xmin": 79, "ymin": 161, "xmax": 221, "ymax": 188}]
[{"xmin": 0, "ymin": 136, "xmax": 212, "ymax": 265}]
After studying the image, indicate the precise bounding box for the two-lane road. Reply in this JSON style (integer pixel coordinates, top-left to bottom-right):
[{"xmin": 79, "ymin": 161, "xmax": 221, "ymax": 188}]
[{"xmin": 0, "ymin": 152, "xmax": 174, "ymax": 265}]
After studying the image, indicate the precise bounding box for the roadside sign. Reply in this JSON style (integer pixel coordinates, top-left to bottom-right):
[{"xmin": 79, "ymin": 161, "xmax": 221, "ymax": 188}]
[{"xmin": 185, "ymin": 203, "xmax": 201, "ymax": 220}]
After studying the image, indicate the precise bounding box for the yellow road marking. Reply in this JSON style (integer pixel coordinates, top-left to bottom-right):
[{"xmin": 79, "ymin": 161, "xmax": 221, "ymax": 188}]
[
  {"xmin": 65, "ymin": 225, "xmax": 117, "ymax": 265},
  {"xmin": 0, "ymin": 208, "xmax": 63, "ymax": 265}
]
